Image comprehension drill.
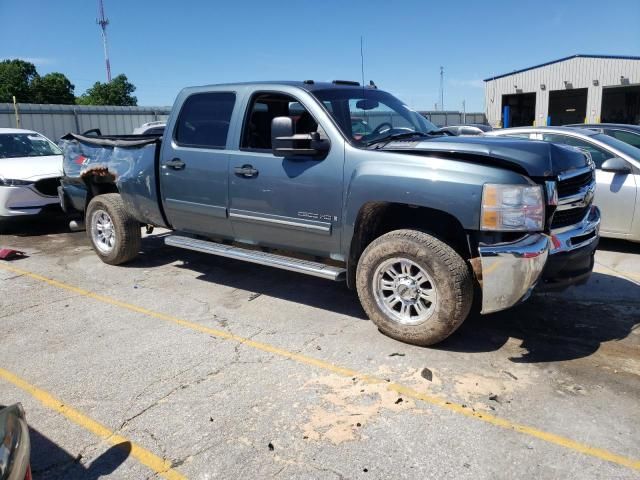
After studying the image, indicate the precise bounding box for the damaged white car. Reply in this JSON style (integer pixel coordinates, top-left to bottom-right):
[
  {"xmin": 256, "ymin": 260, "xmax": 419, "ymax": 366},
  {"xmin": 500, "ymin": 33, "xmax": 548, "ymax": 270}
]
[{"xmin": 0, "ymin": 128, "xmax": 63, "ymax": 220}]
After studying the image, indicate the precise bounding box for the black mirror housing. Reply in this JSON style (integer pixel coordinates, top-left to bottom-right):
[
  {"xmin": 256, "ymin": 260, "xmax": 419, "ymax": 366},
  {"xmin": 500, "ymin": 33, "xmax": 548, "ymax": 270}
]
[
  {"xmin": 601, "ymin": 157, "xmax": 631, "ymax": 174},
  {"xmin": 271, "ymin": 116, "xmax": 330, "ymax": 158}
]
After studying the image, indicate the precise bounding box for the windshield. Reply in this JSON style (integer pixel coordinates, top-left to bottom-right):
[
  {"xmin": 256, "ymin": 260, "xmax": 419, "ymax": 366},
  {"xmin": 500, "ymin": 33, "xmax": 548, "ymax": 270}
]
[
  {"xmin": 311, "ymin": 89, "xmax": 437, "ymax": 146},
  {"xmin": 593, "ymin": 133, "xmax": 640, "ymax": 162},
  {"xmin": 0, "ymin": 133, "xmax": 62, "ymax": 159}
]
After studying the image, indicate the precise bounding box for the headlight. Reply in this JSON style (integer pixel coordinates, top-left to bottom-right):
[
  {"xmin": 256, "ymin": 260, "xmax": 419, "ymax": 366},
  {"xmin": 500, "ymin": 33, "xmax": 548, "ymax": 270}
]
[
  {"xmin": 0, "ymin": 177, "xmax": 34, "ymax": 186},
  {"xmin": 481, "ymin": 184, "xmax": 544, "ymax": 231}
]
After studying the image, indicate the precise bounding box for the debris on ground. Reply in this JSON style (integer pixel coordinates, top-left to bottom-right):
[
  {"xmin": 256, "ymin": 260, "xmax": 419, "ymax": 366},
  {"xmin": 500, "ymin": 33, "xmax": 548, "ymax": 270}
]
[
  {"xmin": 268, "ymin": 442, "xmax": 274, "ymax": 451},
  {"xmin": 420, "ymin": 368, "xmax": 433, "ymax": 382},
  {"xmin": 489, "ymin": 393, "xmax": 499, "ymax": 402},
  {"xmin": 0, "ymin": 249, "xmax": 26, "ymax": 261},
  {"xmin": 389, "ymin": 352, "xmax": 405, "ymax": 357}
]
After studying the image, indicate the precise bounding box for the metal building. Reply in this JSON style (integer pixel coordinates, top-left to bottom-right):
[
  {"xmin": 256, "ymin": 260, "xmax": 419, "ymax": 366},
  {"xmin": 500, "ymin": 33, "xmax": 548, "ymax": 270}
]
[{"xmin": 484, "ymin": 54, "xmax": 640, "ymax": 128}]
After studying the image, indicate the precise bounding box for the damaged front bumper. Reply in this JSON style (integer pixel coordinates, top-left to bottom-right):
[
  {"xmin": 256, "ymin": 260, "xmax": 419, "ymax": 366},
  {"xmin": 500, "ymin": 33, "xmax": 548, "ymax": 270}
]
[
  {"xmin": 477, "ymin": 233, "xmax": 550, "ymax": 314},
  {"xmin": 476, "ymin": 206, "xmax": 601, "ymax": 314}
]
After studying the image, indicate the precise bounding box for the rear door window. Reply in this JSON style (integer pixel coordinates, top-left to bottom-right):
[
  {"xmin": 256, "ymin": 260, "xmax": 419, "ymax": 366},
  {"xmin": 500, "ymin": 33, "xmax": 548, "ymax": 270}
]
[
  {"xmin": 605, "ymin": 129, "xmax": 640, "ymax": 149},
  {"xmin": 175, "ymin": 92, "xmax": 236, "ymax": 149}
]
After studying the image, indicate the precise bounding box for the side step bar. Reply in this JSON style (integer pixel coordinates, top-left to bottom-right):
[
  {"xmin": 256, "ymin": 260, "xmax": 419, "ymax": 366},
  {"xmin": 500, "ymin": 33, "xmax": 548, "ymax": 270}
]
[{"xmin": 165, "ymin": 235, "xmax": 346, "ymax": 281}]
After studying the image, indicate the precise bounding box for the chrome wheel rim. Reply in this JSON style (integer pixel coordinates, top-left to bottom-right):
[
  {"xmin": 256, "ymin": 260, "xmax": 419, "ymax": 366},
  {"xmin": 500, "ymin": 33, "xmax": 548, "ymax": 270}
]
[
  {"xmin": 372, "ymin": 258, "xmax": 438, "ymax": 325},
  {"xmin": 91, "ymin": 209, "xmax": 116, "ymax": 254}
]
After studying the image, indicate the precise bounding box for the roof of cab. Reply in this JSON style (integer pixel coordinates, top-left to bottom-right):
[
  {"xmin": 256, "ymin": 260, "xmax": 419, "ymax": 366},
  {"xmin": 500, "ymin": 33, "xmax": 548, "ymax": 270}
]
[{"xmin": 180, "ymin": 80, "xmax": 373, "ymax": 94}]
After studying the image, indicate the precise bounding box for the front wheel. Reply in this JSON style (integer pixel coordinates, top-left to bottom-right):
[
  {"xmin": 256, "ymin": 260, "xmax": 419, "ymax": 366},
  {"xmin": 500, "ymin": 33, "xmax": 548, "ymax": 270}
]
[
  {"xmin": 356, "ymin": 229, "xmax": 473, "ymax": 346},
  {"xmin": 86, "ymin": 193, "xmax": 141, "ymax": 265}
]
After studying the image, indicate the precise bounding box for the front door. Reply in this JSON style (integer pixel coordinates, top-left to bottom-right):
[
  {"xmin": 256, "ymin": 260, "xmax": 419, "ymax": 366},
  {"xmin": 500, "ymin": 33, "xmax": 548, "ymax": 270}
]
[
  {"xmin": 227, "ymin": 92, "xmax": 343, "ymax": 257},
  {"xmin": 160, "ymin": 91, "xmax": 236, "ymax": 237}
]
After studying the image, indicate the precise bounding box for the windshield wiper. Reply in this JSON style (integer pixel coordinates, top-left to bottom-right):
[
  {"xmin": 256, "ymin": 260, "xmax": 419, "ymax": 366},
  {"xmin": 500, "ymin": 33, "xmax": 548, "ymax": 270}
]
[{"xmin": 364, "ymin": 131, "xmax": 432, "ymax": 147}]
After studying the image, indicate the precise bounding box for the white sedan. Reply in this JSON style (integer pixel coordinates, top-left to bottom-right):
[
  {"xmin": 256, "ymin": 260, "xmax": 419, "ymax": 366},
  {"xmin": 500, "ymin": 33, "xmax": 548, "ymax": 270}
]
[{"xmin": 0, "ymin": 128, "xmax": 63, "ymax": 219}]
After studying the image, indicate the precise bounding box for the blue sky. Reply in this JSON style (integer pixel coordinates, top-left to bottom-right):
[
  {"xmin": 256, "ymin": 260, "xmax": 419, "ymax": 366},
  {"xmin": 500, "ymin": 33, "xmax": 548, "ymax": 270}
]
[{"xmin": 1, "ymin": 0, "xmax": 639, "ymax": 111}]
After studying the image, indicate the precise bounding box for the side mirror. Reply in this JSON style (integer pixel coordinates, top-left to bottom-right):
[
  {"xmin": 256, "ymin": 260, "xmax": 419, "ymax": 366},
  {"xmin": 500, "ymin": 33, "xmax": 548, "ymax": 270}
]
[
  {"xmin": 271, "ymin": 116, "xmax": 330, "ymax": 158},
  {"xmin": 601, "ymin": 157, "xmax": 631, "ymax": 174}
]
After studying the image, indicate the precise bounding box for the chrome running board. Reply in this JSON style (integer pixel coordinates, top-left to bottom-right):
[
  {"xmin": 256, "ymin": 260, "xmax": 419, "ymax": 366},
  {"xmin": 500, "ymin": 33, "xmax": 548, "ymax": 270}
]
[{"xmin": 165, "ymin": 235, "xmax": 346, "ymax": 281}]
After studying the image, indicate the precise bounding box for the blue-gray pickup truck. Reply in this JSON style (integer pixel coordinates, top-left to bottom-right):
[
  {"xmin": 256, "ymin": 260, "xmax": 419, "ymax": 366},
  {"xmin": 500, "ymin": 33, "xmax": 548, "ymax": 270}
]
[{"xmin": 59, "ymin": 80, "xmax": 600, "ymax": 345}]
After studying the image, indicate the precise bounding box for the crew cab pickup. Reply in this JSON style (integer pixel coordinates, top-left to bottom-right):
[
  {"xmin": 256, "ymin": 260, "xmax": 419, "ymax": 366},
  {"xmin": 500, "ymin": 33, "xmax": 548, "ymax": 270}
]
[{"xmin": 59, "ymin": 81, "xmax": 600, "ymax": 345}]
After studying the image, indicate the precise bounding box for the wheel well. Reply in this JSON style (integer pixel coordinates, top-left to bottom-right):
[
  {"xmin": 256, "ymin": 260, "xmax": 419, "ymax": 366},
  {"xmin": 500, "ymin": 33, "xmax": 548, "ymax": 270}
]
[
  {"xmin": 83, "ymin": 175, "xmax": 119, "ymax": 210},
  {"xmin": 346, "ymin": 202, "xmax": 470, "ymax": 289}
]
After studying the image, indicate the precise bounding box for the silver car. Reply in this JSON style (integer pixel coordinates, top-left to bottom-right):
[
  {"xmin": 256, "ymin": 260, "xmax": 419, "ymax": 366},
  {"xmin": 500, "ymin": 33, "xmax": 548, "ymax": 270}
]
[{"xmin": 487, "ymin": 126, "xmax": 640, "ymax": 242}]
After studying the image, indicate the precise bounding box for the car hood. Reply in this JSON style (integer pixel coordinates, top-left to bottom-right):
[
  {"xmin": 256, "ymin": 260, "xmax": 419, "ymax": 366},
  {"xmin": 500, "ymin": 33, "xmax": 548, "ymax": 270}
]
[
  {"xmin": 381, "ymin": 136, "xmax": 587, "ymax": 177},
  {"xmin": 0, "ymin": 155, "xmax": 63, "ymax": 181}
]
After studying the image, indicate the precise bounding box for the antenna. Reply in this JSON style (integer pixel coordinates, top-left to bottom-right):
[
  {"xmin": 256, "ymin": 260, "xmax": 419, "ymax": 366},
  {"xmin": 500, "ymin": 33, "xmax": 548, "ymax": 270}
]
[
  {"xmin": 439, "ymin": 66, "xmax": 444, "ymax": 111},
  {"xmin": 97, "ymin": 0, "xmax": 112, "ymax": 82},
  {"xmin": 360, "ymin": 36, "xmax": 365, "ymax": 89}
]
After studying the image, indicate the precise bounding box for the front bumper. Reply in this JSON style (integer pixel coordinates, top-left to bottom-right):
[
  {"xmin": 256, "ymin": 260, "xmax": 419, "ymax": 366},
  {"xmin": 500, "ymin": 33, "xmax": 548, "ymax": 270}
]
[
  {"xmin": 477, "ymin": 234, "xmax": 550, "ymax": 314},
  {"xmin": 0, "ymin": 184, "xmax": 59, "ymax": 217},
  {"xmin": 540, "ymin": 205, "xmax": 600, "ymax": 290},
  {"xmin": 477, "ymin": 206, "xmax": 601, "ymax": 314}
]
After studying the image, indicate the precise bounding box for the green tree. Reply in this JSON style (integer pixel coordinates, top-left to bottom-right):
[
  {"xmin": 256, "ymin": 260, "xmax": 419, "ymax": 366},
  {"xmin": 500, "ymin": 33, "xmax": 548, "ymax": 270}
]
[
  {"xmin": 77, "ymin": 74, "xmax": 137, "ymax": 106},
  {"xmin": 31, "ymin": 72, "xmax": 75, "ymax": 104},
  {"xmin": 0, "ymin": 59, "xmax": 39, "ymax": 103}
]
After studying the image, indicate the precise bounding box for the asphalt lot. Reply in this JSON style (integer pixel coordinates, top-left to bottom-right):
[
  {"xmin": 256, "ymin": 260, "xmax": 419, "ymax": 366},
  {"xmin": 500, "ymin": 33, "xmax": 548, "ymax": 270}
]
[{"xmin": 1, "ymin": 217, "xmax": 639, "ymax": 479}]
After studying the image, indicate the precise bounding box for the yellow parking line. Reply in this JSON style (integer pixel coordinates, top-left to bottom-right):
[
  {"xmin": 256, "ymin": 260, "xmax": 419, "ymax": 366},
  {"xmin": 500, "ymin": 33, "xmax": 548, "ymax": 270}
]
[
  {"xmin": 1, "ymin": 263, "xmax": 639, "ymax": 472},
  {"xmin": 0, "ymin": 367, "xmax": 186, "ymax": 480}
]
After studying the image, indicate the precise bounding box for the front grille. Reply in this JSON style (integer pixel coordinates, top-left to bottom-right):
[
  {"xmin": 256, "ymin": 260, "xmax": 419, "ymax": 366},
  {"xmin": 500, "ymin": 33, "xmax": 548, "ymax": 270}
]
[
  {"xmin": 549, "ymin": 167, "xmax": 596, "ymax": 229},
  {"xmin": 557, "ymin": 170, "xmax": 594, "ymax": 197},
  {"xmin": 551, "ymin": 205, "xmax": 590, "ymax": 228},
  {"xmin": 34, "ymin": 177, "xmax": 61, "ymax": 197}
]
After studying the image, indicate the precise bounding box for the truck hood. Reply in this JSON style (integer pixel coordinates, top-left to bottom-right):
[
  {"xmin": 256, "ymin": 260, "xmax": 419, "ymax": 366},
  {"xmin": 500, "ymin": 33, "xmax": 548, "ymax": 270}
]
[
  {"xmin": 0, "ymin": 155, "xmax": 63, "ymax": 181},
  {"xmin": 381, "ymin": 136, "xmax": 587, "ymax": 178}
]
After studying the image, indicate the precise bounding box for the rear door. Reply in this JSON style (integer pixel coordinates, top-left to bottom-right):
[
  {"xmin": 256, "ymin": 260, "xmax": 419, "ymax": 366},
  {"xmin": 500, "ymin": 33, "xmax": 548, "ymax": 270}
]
[{"xmin": 160, "ymin": 91, "xmax": 236, "ymax": 237}]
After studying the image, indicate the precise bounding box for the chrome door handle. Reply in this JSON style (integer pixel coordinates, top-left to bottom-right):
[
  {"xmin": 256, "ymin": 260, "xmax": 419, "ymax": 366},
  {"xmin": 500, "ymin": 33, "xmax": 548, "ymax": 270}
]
[{"xmin": 234, "ymin": 164, "xmax": 259, "ymax": 177}]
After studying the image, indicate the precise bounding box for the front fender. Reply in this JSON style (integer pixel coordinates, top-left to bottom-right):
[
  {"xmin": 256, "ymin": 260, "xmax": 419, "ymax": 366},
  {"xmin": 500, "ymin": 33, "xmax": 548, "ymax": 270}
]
[{"xmin": 341, "ymin": 148, "xmax": 532, "ymax": 254}]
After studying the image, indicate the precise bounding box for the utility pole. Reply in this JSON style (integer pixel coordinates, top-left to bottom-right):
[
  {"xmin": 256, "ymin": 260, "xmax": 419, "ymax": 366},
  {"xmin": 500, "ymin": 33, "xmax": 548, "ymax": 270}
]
[
  {"xmin": 462, "ymin": 99, "xmax": 466, "ymax": 123},
  {"xmin": 439, "ymin": 66, "xmax": 444, "ymax": 111},
  {"xmin": 97, "ymin": 0, "xmax": 112, "ymax": 82}
]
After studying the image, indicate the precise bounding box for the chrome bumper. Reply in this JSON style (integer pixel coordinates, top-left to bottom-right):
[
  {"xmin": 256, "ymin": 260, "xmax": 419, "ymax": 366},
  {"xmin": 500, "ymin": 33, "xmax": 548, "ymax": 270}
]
[
  {"xmin": 478, "ymin": 234, "xmax": 550, "ymax": 314},
  {"xmin": 477, "ymin": 206, "xmax": 601, "ymax": 314},
  {"xmin": 549, "ymin": 205, "xmax": 600, "ymax": 254}
]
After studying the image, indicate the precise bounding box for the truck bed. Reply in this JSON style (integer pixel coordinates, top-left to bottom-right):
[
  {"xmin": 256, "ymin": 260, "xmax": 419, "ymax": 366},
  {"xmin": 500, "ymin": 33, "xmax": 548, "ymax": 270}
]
[{"xmin": 59, "ymin": 132, "xmax": 167, "ymax": 227}]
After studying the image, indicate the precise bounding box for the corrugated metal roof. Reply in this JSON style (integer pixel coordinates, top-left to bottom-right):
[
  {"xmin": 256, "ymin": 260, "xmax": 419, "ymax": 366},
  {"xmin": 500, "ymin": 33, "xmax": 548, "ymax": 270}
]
[{"xmin": 483, "ymin": 54, "xmax": 640, "ymax": 82}]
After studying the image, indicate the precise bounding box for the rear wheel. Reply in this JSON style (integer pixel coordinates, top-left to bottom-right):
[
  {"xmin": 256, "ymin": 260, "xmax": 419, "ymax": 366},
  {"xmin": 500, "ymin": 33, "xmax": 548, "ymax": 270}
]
[
  {"xmin": 356, "ymin": 229, "xmax": 473, "ymax": 346},
  {"xmin": 86, "ymin": 193, "xmax": 141, "ymax": 265}
]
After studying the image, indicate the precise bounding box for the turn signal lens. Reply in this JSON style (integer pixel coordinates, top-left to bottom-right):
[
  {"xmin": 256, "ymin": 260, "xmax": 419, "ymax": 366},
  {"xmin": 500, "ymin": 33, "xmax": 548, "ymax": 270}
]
[{"xmin": 481, "ymin": 184, "xmax": 544, "ymax": 231}]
